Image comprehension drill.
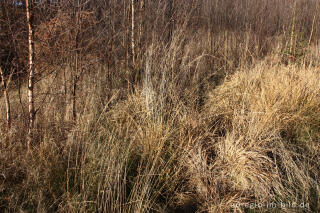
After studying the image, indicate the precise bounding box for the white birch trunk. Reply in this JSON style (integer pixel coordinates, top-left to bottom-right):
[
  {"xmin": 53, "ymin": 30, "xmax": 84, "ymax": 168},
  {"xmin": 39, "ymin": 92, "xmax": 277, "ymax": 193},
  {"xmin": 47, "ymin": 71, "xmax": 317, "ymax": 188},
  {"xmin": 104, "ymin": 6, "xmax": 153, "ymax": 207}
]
[
  {"xmin": 131, "ymin": 0, "xmax": 135, "ymax": 66},
  {"xmin": 26, "ymin": 0, "xmax": 35, "ymax": 146},
  {"xmin": 0, "ymin": 68, "xmax": 12, "ymax": 130}
]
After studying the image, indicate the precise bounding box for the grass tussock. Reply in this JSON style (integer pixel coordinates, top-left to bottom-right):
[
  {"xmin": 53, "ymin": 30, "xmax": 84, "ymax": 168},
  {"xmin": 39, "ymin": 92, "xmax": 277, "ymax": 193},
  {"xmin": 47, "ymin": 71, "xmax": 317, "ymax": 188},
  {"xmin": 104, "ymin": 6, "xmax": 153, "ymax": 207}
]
[{"xmin": 189, "ymin": 64, "xmax": 320, "ymax": 212}]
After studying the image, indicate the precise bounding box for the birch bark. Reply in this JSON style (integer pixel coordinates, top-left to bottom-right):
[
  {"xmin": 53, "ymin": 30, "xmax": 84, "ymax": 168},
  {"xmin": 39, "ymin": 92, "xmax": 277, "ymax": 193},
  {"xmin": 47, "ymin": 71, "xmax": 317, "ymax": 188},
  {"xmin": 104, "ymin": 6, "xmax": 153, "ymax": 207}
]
[
  {"xmin": 26, "ymin": 0, "xmax": 35, "ymax": 147},
  {"xmin": 0, "ymin": 68, "xmax": 12, "ymax": 130}
]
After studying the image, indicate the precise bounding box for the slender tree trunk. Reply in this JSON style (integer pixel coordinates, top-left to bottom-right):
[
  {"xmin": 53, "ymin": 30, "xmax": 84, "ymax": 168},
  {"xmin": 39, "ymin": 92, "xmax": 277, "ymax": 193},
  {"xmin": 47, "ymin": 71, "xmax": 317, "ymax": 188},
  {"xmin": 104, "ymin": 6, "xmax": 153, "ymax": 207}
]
[
  {"xmin": 138, "ymin": 0, "xmax": 144, "ymax": 48},
  {"xmin": 26, "ymin": 0, "xmax": 35, "ymax": 148},
  {"xmin": 207, "ymin": 0, "xmax": 213, "ymax": 52},
  {"xmin": 131, "ymin": 0, "xmax": 135, "ymax": 67},
  {"xmin": 309, "ymin": 1, "xmax": 318, "ymax": 46},
  {"xmin": 0, "ymin": 68, "xmax": 12, "ymax": 130},
  {"xmin": 289, "ymin": 0, "xmax": 297, "ymax": 64},
  {"xmin": 108, "ymin": 0, "xmax": 114, "ymax": 96},
  {"xmin": 72, "ymin": 54, "xmax": 78, "ymax": 122},
  {"xmin": 130, "ymin": 0, "xmax": 136, "ymax": 92},
  {"xmin": 125, "ymin": 2, "xmax": 130, "ymax": 91},
  {"xmin": 4, "ymin": 88, "xmax": 11, "ymax": 129},
  {"xmin": 166, "ymin": 0, "xmax": 174, "ymax": 42},
  {"xmin": 71, "ymin": 0, "xmax": 82, "ymax": 123},
  {"xmin": 72, "ymin": 81, "xmax": 77, "ymax": 121}
]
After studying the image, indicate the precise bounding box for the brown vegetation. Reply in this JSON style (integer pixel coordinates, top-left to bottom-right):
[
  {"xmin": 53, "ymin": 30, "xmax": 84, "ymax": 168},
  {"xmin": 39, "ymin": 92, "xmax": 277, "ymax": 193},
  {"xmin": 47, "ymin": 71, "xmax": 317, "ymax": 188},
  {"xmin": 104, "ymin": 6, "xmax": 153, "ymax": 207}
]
[{"xmin": 0, "ymin": 0, "xmax": 320, "ymax": 212}]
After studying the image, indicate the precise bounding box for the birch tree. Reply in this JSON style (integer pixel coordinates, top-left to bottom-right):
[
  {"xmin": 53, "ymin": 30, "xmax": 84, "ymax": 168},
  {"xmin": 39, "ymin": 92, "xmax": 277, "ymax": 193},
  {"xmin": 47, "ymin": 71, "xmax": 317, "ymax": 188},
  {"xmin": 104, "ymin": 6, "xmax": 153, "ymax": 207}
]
[
  {"xmin": 131, "ymin": 0, "xmax": 135, "ymax": 67},
  {"xmin": 26, "ymin": 0, "xmax": 35, "ymax": 147},
  {"xmin": 0, "ymin": 67, "xmax": 12, "ymax": 130}
]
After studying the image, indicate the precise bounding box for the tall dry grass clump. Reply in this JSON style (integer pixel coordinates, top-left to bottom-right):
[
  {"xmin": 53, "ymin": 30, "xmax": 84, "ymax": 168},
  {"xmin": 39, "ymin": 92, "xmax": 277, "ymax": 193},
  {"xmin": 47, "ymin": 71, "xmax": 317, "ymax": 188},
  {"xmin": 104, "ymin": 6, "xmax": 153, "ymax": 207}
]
[{"xmin": 180, "ymin": 63, "xmax": 320, "ymax": 212}]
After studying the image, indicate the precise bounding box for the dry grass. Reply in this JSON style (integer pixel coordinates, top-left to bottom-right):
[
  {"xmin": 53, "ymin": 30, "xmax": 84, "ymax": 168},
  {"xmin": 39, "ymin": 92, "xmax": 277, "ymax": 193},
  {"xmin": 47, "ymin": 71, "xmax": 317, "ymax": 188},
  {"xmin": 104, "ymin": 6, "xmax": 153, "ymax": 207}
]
[
  {"xmin": 1, "ymin": 2, "xmax": 320, "ymax": 211},
  {"xmin": 187, "ymin": 63, "xmax": 320, "ymax": 212},
  {"xmin": 2, "ymin": 40, "xmax": 320, "ymax": 213}
]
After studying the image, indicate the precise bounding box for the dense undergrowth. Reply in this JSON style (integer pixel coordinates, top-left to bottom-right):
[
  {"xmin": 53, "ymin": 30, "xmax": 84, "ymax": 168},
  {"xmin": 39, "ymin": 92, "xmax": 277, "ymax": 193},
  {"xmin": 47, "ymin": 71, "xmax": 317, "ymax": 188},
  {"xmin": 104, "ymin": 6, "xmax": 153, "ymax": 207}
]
[
  {"xmin": 1, "ymin": 41, "xmax": 320, "ymax": 213},
  {"xmin": 1, "ymin": 1, "xmax": 320, "ymax": 212}
]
